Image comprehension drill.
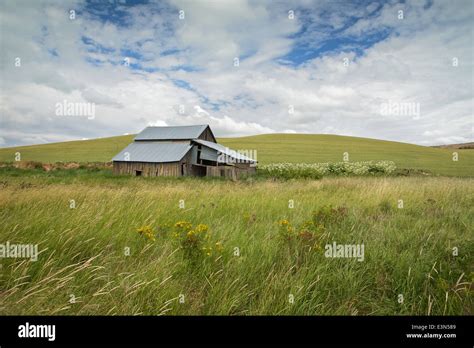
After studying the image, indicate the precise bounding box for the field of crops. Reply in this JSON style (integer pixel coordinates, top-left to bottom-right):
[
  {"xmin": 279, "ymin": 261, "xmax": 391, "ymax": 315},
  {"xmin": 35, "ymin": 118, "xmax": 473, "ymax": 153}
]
[{"xmin": 0, "ymin": 167, "xmax": 472, "ymax": 315}]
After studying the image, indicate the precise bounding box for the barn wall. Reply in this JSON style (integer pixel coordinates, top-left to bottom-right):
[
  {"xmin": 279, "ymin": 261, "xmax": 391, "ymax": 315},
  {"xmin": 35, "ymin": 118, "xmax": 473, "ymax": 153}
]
[
  {"xmin": 190, "ymin": 146, "xmax": 198, "ymax": 164},
  {"xmin": 234, "ymin": 162, "xmax": 257, "ymax": 174},
  {"xmin": 113, "ymin": 161, "xmax": 182, "ymax": 177},
  {"xmin": 180, "ymin": 151, "xmax": 193, "ymax": 175},
  {"xmin": 198, "ymin": 127, "xmax": 216, "ymax": 142},
  {"xmin": 206, "ymin": 165, "xmax": 255, "ymax": 180},
  {"xmin": 113, "ymin": 154, "xmax": 256, "ymax": 178}
]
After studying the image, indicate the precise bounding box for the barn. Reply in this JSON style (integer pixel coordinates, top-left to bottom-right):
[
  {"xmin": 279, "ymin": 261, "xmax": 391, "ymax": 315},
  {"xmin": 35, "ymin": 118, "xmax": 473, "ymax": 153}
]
[{"xmin": 112, "ymin": 125, "xmax": 257, "ymax": 179}]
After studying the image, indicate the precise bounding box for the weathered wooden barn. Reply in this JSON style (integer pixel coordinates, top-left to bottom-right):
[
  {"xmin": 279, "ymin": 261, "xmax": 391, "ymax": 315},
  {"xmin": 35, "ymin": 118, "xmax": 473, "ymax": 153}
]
[{"xmin": 112, "ymin": 125, "xmax": 257, "ymax": 179}]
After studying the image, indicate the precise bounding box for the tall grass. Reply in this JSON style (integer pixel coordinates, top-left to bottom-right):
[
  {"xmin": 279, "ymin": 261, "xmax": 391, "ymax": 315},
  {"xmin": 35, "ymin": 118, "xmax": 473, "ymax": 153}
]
[{"xmin": 0, "ymin": 169, "xmax": 472, "ymax": 315}]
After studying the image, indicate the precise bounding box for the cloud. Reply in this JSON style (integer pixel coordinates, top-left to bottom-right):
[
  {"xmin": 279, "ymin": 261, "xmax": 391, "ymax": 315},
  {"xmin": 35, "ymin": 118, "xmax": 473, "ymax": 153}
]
[
  {"xmin": 0, "ymin": 0, "xmax": 472, "ymax": 147},
  {"xmin": 147, "ymin": 120, "xmax": 168, "ymax": 127},
  {"xmin": 81, "ymin": 88, "xmax": 122, "ymax": 107},
  {"xmin": 193, "ymin": 105, "xmax": 209, "ymax": 116}
]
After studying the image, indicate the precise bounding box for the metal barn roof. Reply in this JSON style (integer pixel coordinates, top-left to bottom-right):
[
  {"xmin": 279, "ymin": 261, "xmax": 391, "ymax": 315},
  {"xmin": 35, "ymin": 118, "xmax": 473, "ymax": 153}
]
[
  {"xmin": 193, "ymin": 139, "xmax": 257, "ymax": 163},
  {"xmin": 134, "ymin": 125, "xmax": 209, "ymax": 141},
  {"xmin": 112, "ymin": 141, "xmax": 192, "ymax": 163}
]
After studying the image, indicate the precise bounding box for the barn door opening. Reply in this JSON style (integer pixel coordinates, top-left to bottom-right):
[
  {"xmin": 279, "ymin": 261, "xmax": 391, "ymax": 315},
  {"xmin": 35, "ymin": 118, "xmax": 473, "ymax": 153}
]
[
  {"xmin": 135, "ymin": 170, "xmax": 142, "ymax": 176},
  {"xmin": 191, "ymin": 165, "xmax": 206, "ymax": 177}
]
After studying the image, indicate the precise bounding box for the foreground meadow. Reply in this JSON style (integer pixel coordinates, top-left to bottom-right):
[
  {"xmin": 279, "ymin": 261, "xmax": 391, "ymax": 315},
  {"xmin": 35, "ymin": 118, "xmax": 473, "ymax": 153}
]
[{"xmin": 0, "ymin": 169, "xmax": 472, "ymax": 315}]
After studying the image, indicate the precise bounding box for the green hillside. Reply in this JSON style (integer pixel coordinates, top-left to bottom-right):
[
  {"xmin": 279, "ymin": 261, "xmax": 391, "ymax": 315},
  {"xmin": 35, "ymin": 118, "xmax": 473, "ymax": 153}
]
[
  {"xmin": 0, "ymin": 133, "xmax": 472, "ymax": 176},
  {"xmin": 221, "ymin": 134, "xmax": 473, "ymax": 177}
]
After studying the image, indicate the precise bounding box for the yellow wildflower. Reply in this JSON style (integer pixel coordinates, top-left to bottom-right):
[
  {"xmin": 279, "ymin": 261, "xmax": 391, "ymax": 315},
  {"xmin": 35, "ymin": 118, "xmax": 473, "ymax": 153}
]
[
  {"xmin": 195, "ymin": 224, "xmax": 209, "ymax": 233},
  {"xmin": 215, "ymin": 241, "xmax": 224, "ymax": 252},
  {"xmin": 136, "ymin": 225, "xmax": 155, "ymax": 242}
]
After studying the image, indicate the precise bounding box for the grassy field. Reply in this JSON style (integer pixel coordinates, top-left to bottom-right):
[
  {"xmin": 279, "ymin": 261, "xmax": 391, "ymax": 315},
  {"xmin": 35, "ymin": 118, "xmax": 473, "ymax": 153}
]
[
  {"xmin": 0, "ymin": 133, "xmax": 472, "ymax": 315},
  {"xmin": 0, "ymin": 168, "xmax": 472, "ymax": 315},
  {"xmin": 0, "ymin": 133, "xmax": 472, "ymax": 176}
]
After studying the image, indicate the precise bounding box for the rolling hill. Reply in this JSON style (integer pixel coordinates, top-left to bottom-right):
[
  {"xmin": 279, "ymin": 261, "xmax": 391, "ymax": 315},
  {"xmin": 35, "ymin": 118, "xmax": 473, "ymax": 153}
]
[{"xmin": 0, "ymin": 133, "xmax": 472, "ymax": 177}]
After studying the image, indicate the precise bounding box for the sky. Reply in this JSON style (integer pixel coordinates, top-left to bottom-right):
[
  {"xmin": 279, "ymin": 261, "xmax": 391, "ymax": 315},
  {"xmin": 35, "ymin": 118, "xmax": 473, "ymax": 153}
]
[{"xmin": 0, "ymin": 0, "xmax": 472, "ymax": 147}]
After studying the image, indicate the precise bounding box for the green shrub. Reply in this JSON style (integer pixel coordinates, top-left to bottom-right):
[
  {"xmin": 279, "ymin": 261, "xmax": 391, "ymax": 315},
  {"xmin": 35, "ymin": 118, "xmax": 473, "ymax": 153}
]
[{"xmin": 259, "ymin": 161, "xmax": 396, "ymax": 179}]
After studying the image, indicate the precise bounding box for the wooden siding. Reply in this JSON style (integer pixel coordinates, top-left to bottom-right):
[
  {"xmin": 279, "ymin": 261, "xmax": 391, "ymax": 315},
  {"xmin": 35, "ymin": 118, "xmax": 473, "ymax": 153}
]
[
  {"xmin": 198, "ymin": 127, "xmax": 216, "ymax": 142},
  {"xmin": 206, "ymin": 165, "xmax": 255, "ymax": 180},
  {"xmin": 113, "ymin": 161, "xmax": 182, "ymax": 177},
  {"xmin": 114, "ymin": 160, "xmax": 255, "ymax": 179},
  {"xmin": 235, "ymin": 163, "xmax": 257, "ymax": 173},
  {"xmin": 181, "ymin": 151, "xmax": 193, "ymax": 175}
]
